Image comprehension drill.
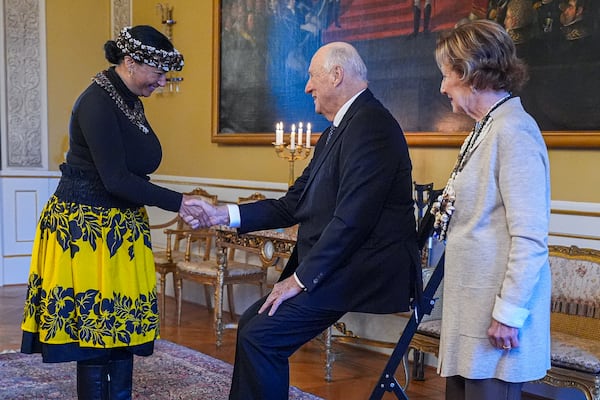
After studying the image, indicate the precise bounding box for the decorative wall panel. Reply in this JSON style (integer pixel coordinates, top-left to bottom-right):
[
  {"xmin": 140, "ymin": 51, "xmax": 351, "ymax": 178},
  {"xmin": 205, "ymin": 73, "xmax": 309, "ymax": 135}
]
[
  {"xmin": 111, "ymin": 0, "xmax": 132, "ymax": 39},
  {"xmin": 3, "ymin": 0, "xmax": 44, "ymax": 168}
]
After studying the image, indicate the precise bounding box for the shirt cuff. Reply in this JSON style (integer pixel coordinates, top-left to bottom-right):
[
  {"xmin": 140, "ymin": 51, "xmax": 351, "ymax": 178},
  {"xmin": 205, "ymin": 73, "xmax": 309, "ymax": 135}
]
[
  {"xmin": 293, "ymin": 273, "xmax": 307, "ymax": 291},
  {"xmin": 492, "ymin": 295, "xmax": 529, "ymax": 328},
  {"xmin": 226, "ymin": 204, "xmax": 241, "ymax": 228}
]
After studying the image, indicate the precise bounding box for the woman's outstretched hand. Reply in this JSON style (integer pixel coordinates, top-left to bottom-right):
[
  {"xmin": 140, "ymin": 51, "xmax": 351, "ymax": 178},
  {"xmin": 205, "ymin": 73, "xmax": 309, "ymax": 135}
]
[{"xmin": 179, "ymin": 197, "xmax": 230, "ymax": 229}]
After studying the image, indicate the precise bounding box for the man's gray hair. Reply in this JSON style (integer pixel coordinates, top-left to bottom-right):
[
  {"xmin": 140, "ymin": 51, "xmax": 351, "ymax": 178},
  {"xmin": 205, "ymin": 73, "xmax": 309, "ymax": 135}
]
[{"xmin": 323, "ymin": 43, "xmax": 368, "ymax": 82}]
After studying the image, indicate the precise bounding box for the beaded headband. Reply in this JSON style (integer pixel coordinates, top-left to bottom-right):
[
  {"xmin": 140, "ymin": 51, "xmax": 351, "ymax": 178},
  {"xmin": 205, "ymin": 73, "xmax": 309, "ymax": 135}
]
[{"xmin": 115, "ymin": 26, "xmax": 184, "ymax": 72}]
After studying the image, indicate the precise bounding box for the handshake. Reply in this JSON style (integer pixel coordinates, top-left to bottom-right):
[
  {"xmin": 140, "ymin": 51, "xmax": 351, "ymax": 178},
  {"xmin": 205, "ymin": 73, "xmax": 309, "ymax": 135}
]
[{"xmin": 178, "ymin": 195, "xmax": 230, "ymax": 230}]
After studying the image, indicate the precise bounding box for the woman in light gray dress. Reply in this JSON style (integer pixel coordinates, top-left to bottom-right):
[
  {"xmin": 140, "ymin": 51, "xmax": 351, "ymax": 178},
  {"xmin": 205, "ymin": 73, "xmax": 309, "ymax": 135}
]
[{"xmin": 431, "ymin": 19, "xmax": 552, "ymax": 400}]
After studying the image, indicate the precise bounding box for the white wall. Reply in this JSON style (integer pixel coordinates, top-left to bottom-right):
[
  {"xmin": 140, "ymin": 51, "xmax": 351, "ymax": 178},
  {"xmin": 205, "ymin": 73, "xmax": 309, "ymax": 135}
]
[{"xmin": 0, "ymin": 171, "xmax": 59, "ymax": 286}]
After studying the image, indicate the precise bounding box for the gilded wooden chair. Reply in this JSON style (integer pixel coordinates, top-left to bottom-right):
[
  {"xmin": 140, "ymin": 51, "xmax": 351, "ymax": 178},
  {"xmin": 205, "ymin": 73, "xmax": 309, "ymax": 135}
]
[
  {"xmin": 237, "ymin": 192, "xmax": 266, "ymax": 204},
  {"xmin": 175, "ymin": 193, "xmax": 270, "ymax": 345},
  {"xmin": 236, "ymin": 193, "xmax": 292, "ymax": 289},
  {"xmin": 409, "ymin": 245, "xmax": 600, "ymax": 400},
  {"xmin": 230, "ymin": 192, "xmax": 269, "ymax": 270},
  {"xmin": 535, "ymin": 245, "xmax": 600, "ymax": 400},
  {"xmin": 176, "ymin": 226, "xmax": 290, "ymax": 347},
  {"xmin": 151, "ymin": 187, "xmax": 218, "ymax": 320}
]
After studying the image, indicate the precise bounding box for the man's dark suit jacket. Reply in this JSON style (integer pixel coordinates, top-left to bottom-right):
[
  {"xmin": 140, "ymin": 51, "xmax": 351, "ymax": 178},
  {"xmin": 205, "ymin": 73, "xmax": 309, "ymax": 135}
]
[{"xmin": 239, "ymin": 89, "xmax": 421, "ymax": 314}]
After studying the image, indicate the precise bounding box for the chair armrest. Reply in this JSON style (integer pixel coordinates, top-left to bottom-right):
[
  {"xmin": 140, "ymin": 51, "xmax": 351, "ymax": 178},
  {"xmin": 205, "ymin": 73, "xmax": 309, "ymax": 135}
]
[
  {"xmin": 182, "ymin": 230, "xmax": 216, "ymax": 261},
  {"xmin": 163, "ymin": 228, "xmax": 194, "ymax": 235},
  {"xmin": 150, "ymin": 215, "xmax": 181, "ymax": 230},
  {"xmin": 161, "ymin": 228, "xmax": 194, "ymax": 262},
  {"xmin": 162, "ymin": 227, "xmax": 208, "ymax": 261}
]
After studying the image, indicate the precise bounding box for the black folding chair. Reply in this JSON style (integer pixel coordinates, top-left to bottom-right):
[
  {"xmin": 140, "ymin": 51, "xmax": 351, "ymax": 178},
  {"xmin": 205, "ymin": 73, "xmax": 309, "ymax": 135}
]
[
  {"xmin": 370, "ymin": 191, "xmax": 444, "ymax": 400},
  {"xmin": 370, "ymin": 253, "xmax": 444, "ymax": 399}
]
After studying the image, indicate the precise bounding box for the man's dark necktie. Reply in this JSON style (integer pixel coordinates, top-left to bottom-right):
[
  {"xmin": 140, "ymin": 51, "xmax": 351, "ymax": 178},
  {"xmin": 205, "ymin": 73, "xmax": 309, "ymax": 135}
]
[{"xmin": 326, "ymin": 125, "xmax": 336, "ymax": 145}]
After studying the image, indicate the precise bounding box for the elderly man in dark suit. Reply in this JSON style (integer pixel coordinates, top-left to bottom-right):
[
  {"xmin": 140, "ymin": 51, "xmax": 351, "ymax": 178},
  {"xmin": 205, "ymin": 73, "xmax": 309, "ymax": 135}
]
[{"xmin": 183, "ymin": 41, "xmax": 421, "ymax": 400}]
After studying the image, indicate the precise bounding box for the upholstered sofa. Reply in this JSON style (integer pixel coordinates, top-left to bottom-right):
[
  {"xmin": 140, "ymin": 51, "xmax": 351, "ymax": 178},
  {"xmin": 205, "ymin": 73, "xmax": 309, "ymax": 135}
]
[{"xmin": 409, "ymin": 245, "xmax": 600, "ymax": 400}]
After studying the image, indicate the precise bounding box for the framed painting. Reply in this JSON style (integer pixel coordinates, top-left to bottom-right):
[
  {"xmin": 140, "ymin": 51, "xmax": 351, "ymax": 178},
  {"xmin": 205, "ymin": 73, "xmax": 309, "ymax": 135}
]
[{"xmin": 211, "ymin": 0, "xmax": 600, "ymax": 147}]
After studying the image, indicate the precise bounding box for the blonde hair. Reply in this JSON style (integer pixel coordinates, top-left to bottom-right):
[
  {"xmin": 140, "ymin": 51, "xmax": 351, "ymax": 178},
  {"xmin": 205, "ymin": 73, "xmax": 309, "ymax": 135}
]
[{"xmin": 435, "ymin": 19, "xmax": 528, "ymax": 92}]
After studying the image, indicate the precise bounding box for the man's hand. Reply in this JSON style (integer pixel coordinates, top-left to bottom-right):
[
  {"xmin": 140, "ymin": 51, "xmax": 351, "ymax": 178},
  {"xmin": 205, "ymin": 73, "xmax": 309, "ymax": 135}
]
[
  {"xmin": 179, "ymin": 198, "xmax": 229, "ymax": 228},
  {"xmin": 258, "ymin": 276, "xmax": 303, "ymax": 316},
  {"xmin": 487, "ymin": 318, "xmax": 520, "ymax": 351}
]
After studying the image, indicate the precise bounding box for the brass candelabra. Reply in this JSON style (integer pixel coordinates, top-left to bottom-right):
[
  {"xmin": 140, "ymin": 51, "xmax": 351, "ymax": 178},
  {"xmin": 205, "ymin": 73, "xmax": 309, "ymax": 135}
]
[
  {"xmin": 273, "ymin": 142, "xmax": 312, "ymax": 187},
  {"xmin": 273, "ymin": 122, "xmax": 312, "ymax": 187}
]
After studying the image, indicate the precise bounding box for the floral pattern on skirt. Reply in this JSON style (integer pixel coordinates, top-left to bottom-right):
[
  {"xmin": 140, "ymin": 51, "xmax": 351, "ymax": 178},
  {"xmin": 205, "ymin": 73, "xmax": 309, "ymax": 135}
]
[{"xmin": 21, "ymin": 195, "xmax": 159, "ymax": 348}]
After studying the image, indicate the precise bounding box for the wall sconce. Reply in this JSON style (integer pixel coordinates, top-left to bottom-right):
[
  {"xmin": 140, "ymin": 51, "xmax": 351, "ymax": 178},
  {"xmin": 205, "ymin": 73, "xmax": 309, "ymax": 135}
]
[
  {"xmin": 155, "ymin": 73, "xmax": 183, "ymax": 95},
  {"xmin": 156, "ymin": 3, "xmax": 183, "ymax": 94},
  {"xmin": 156, "ymin": 3, "xmax": 175, "ymax": 40},
  {"xmin": 167, "ymin": 74, "xmax": 183, "ymax": 93}
]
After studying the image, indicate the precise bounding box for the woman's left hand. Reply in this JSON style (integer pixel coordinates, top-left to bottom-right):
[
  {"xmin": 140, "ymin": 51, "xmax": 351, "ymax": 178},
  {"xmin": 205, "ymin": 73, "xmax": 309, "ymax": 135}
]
[{"xmin": 487, "ymin": 319, "xmax": 520, "ymax": 351}]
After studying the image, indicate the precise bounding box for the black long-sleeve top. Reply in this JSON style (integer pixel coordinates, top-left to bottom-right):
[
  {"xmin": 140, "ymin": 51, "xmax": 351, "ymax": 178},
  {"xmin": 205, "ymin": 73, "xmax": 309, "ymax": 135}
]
[{"xmin": 55, "ymin": 67, "xmax": 182, "ymax": 211}]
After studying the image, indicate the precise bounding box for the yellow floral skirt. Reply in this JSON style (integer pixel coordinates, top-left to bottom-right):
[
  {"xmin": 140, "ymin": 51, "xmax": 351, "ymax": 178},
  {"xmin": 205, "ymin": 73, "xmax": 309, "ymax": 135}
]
[{"xmin": 21, "ymin": 195, "xmax": 159, "ymax": 353}]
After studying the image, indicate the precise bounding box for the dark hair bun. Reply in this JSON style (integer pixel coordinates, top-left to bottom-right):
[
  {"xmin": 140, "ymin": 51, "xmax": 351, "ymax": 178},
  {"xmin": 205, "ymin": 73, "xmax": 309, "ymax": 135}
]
[{"xmin": 104, "ymin": 40, "xmax": 124, "ymax": 64}]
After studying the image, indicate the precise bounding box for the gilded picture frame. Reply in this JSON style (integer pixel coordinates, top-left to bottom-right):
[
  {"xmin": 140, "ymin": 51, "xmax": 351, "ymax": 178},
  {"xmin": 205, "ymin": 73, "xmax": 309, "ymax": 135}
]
[{"xmin": 211, "ymin": 0, "xmax": 600, "ymax": 148}]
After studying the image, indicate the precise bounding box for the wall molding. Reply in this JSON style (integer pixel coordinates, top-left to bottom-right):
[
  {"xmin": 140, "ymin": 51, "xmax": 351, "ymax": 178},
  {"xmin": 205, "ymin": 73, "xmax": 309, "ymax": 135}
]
[
  {"xmin": 150, "ymin": 174, "xmax": 288, "ymax": 201},
  {"xmin": 1, "ymin": 0, "xmax": 48, "ymax": 170},
  {"xmin": 549, "ymin": 200, "xmax": 600, "ymax": 249},
  {"xmin": 111, "ymin": 0, "xmax": 132, "ymax": 39}
]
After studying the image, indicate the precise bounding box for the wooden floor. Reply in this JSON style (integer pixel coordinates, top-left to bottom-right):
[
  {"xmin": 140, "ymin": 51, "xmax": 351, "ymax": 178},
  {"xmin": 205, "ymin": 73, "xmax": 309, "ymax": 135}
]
[
  {"xmin": 3, "ymin": 284, "xmax": 549, "ymax": 399},
  {"xmin": 1, "ymin": 284, "xmax": 446, "ymax": 400}
]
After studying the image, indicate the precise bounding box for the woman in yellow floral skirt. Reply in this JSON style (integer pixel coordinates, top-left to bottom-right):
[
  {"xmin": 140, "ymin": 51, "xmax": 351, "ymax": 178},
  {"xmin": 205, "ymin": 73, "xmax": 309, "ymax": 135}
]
[{"xmin": 21, "ymin": 26, "xmax": 196, "ymax": 400}]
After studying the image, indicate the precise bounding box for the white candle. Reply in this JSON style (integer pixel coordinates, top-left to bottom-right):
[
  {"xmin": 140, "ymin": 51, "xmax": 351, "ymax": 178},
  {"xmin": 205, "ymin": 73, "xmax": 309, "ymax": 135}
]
[
  {"xmin": 277, "ymin": 121, "xmax": 284, "ymax": 145},
  {"xmin": 298, "ymin": 122, "xmax": 303, "ymax": 146},
  {"xmin": 306, "ymin": 123, "xmax": 311, "ymax": 148},
  {"xmin": 290, "ymin": 132, "xmax": 296, "ymax": 149}
]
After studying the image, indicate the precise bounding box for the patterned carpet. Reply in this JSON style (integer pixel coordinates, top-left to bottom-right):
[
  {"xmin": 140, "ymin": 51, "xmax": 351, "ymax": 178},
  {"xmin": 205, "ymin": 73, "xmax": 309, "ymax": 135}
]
[{"xmin": 0, "ymin": 340, "xmax": 323, "ymax": 399}]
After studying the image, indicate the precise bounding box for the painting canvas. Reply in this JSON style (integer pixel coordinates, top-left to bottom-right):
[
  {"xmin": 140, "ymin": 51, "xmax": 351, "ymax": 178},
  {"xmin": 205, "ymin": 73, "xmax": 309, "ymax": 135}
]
[{"xmin": 215, "ymin": 0, "xmax": 600, "ymax": 144}]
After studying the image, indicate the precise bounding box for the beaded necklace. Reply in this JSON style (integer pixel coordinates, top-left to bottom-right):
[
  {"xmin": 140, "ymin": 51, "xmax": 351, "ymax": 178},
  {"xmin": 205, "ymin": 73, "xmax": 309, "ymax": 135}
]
[
  {"xmin": 93, "ymin": 71, "xmax": 149, "ymax": 134},
  {"xmin": 431, "ymin": 93, "xmax": 511, "ymax": 241}
]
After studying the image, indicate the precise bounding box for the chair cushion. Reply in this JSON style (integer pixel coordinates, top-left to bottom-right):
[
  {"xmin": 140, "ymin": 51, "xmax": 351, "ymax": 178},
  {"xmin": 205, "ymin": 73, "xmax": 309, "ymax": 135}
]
[
  {"xmin": 414, "ymin": 321, "xmax": 600, "ymax": 374},
  {"xmin": 177, "ymin": 260, "xmax": 263, "ymax": 277},
  {"xmin": 416, "ymin": 319, "xmax": 441, "ymax": 338},
  {"xmin": 551, "ymin": 331, "xmax": 600, "ymax": 374}
]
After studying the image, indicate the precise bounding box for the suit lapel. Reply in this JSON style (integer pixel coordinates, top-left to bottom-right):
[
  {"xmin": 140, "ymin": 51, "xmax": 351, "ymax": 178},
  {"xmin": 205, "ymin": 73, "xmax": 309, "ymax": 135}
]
[{"xmin": 297, "ymin": 89, "xmax": 374, "ymax": 204}]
